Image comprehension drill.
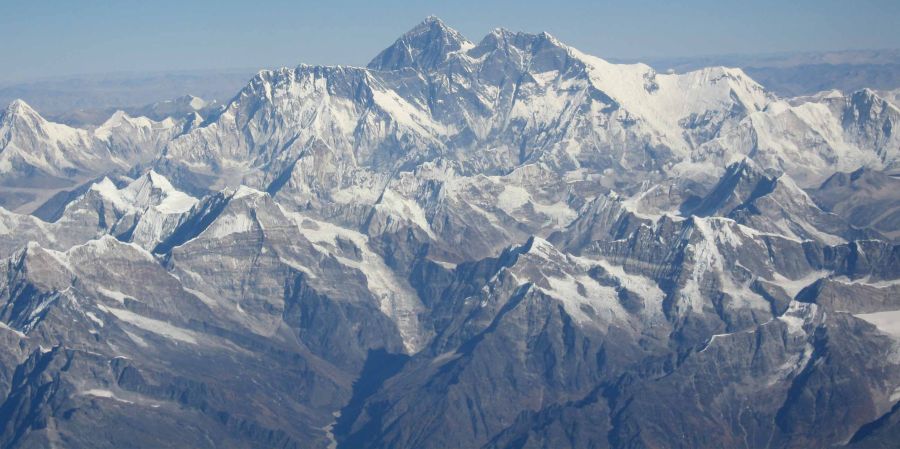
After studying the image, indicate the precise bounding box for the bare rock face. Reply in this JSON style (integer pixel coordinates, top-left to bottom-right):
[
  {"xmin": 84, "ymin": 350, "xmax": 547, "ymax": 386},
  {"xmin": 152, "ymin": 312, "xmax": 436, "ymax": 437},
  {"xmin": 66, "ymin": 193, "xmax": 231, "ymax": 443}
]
[
  {"xmin": 0, "ymin": 17, "xmax": 898, "ymax": 449},
  {"xmin": 813, "ymin": 168, "xmax": 900, "ymax": 241}
]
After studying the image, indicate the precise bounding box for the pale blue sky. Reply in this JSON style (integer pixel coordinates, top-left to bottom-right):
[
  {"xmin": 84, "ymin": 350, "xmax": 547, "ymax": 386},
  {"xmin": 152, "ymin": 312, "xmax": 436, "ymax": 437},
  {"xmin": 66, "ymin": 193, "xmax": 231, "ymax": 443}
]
[{"xmin": 2, "ymin": 0, "xmax": 899, "ymax": 83}]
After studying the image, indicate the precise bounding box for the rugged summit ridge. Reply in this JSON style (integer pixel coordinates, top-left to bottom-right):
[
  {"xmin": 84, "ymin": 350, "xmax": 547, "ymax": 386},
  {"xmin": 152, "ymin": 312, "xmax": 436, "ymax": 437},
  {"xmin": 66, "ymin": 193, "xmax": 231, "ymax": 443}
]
[{"xmin": 368, "ymin": 16, "xmax": 474, "ymax": 71}]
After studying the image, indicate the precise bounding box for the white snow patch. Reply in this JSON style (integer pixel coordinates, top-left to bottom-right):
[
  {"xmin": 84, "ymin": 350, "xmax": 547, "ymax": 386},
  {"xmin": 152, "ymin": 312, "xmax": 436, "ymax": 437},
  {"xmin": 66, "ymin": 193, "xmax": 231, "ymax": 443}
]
[
  {"xmin": 890, "ymin": 386, "xmax": 900, "ymax": 403},
  {"xmin": 779, "ymin": 301, "xmax": 818, "ymax": 335},
  {"xmin": 82, "ymin": 389, "xmax": 133, "ymax": 404},
  {"xmin": 154, "ymin": 191, "xmax": 197, "ymax": 214},
  {"xmin": 104, "ymin": 307, "xmax": 199, "ymax": 344},
  {"xmin": 540, "ymin": 272, "xmax": 623, "ymax": 324},
  {"xmin": 96, "ymin": 287, "xmax": 130, "ymax": 304},
  {"xmin": 292, "ymin": 214, "xmax": 428, "ymax": 353},
  {"xmin": 375, "ymin": 189, "xmax": 436, "ymax": 239},
  {"xmin": 182, "ymin": 286, "xmax": 218, "ymax": 307},
  {"xmin": 855, "ymin": 310, "xmax": 900, "ymax": 338},
  {"xmin": 768, "ymin": 271, "xmax": 828, "ymax": 298},
  {"xmin": 429, "ymin": 259, "xmax": 457, "ymax": 270},
  {"xmin": 85, "ymin": 311, "xmax": 104, "ymax": 327},
  {"xmin": 594, "ymin": 258, "xmax": 666, "ymax": 315},
  {"xmin": 232, "ymin": 185, "xmax": 267, "ymax": 200},
  {"xmin": 207, "ymin": 212, "xmax": 255, "ymax": 239},
  {"xmin": 0, "ymin": 321, "xmax": 25, "ymax": 338},
  {"xmin": 371, "ymin": 86, "xmax": 445, "ymax": 137},
  {"xmin": 90, "ymin": 178, "xmax": 134, "ymax": 212},
  {"xmin": 496, "ymin": 185, "xmax": 531, "ymax": 213}
]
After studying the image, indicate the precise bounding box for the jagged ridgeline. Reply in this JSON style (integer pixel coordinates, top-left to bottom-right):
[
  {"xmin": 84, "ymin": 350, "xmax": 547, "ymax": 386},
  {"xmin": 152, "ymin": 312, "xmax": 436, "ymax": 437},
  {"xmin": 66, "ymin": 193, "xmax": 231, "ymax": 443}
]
[{"xmin": 0, "ymin": 17, "xmax": 898, "ymax": 449}]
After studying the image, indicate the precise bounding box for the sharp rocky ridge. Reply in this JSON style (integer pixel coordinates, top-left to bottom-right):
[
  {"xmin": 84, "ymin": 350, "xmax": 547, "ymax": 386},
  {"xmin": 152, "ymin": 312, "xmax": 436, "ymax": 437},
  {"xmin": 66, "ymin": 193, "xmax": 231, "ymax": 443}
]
[{"xmin": 0, "ymin": 17, "xmax": 898, "ymax": 449}]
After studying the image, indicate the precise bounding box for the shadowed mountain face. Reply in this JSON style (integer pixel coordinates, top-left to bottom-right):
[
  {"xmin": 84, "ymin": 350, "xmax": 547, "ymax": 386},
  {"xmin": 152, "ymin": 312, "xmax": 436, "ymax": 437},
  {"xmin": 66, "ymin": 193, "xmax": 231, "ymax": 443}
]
[{"xmin": 0, "ymin": 17, "xmax": 898, "ymax": 449}]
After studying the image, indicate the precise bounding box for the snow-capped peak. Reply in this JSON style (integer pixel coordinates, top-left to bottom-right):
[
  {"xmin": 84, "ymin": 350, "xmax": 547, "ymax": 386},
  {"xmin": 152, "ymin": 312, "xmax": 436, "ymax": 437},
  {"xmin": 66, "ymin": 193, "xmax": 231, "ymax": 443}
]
[
  {"xmin": 3, "ymin": 99, "xmax": 38, "ymax": 117},
  {"xmin": 231, "ymin": 185, "xmax": 268, "ymax": 200},
  {"xmin": 145, "ymin": 169, "xmax": 176, "ymax": 191},
  {"xmin": 159, "ymin": 94, "xmax": 208, "ymax": 111},
  {"xmin": 0, "ymin": 98, "xmax": 103, "ymax": 178},
  {"xmin": 122, "ymin": 170, "xmax": 176, "ymax": 198},
  {"xmin": 186, "ymin": 95, "xmax": 207, "ymax": 110},
  {"xmin": 123, "ymin": 171, "xmax": 197, "ymax": 214},
  {"xmin": 82, "ymin": 171, "xmax": 196, "ymax": 216},
  {"xmin": 1, "ymin": 99, "xmax": 46, "ymax": 127},
  {"xmin": 94, "ymin": 110, "xmax": 151, "ymax": 138},
  {"xmin": 367, "ymin": 16, "xmax": 473, "ymax": 71}
]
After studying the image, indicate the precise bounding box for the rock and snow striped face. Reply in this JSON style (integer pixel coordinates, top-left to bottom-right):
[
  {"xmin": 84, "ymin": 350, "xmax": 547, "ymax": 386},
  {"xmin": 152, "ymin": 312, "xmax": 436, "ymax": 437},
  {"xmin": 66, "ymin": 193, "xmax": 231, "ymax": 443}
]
[{"xmin": 0, "ymin": 17, "xmax": 898, "ymax": 449}]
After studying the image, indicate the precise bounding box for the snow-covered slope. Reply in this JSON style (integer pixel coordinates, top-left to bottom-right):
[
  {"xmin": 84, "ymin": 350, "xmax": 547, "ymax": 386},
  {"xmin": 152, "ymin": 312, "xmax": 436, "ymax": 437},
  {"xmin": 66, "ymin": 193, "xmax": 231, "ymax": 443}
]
[
  {"xmin": 0, "ymin": 170, "xmax": 197, "ymax": 258},
  {"xmin": 0, "ymin": 17, "xmax": 899, "ymax": 449},
  {"xmin": 693, "ymin": 88, "xmax": 900, "ymax": 185},
  {"xmin": 148, "ymin": 18, "xmax": 898, "ymax": 265},
  {"xmin": 0, "ymin": 99, "xmax": 196, "ymax": 212},
  {"xmin": 0, "ymin": 100, "xmax": 109, "ymax": 184},
  {"xmin": 157, "ymin": 18, "xmax": 898, "ymax": 195}
]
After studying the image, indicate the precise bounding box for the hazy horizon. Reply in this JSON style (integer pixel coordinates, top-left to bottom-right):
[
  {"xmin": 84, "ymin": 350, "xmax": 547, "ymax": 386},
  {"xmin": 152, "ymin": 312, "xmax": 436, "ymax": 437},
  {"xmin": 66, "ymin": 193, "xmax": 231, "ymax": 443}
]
[{"xmin": 3, "ymin": 0, "xmax": 899, "ymax": 84}]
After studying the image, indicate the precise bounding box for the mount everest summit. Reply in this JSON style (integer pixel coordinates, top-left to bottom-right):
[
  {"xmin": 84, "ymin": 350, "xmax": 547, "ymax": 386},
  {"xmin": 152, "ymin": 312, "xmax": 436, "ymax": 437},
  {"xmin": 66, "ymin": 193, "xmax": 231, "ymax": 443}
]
[{"xmin": 0, "ymin": 17, "xmax": 898, "ymax": 449}]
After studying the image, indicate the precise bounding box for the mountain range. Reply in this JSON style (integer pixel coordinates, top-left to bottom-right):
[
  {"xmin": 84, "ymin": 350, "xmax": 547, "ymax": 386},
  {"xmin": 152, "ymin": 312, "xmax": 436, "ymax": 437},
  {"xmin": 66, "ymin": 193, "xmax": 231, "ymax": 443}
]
[
  {"xmin": 622, "ymin": 48, "xmax": 900, "ymax": 97},
  {"xmin": 0, "ymin": 17, "xmax": 898, "ymax": 448}
]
